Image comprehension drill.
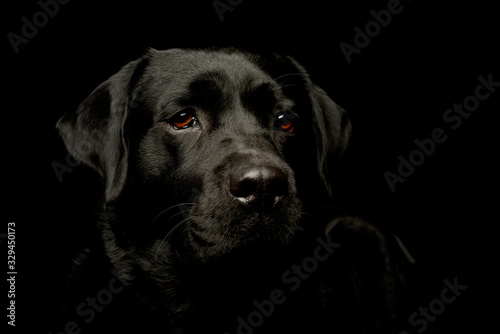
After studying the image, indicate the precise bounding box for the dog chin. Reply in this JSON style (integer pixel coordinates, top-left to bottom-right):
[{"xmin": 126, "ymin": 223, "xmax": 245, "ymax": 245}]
[{"xmin": 181, "ymin": 211, "xmax": 301, "ymax": 263}]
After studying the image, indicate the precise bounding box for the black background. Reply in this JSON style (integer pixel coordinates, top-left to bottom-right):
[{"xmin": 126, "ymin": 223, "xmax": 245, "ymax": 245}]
[{"xmin": 3, "ymin": 0, "xmax": 499, "ymax": 333}]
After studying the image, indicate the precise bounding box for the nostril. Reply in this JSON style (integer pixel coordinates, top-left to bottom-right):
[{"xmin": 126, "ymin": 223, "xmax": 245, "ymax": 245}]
[
  {"xmin": 229, "ymin": 165, "xmax": 289, "ymax": 209},
  {"xmin": 230, "ymin": 176, "xmax": 258, "ymax": 198},
  {"xmin": 229, "ymin": 167, "xmax": 260, "ymax": 198}
]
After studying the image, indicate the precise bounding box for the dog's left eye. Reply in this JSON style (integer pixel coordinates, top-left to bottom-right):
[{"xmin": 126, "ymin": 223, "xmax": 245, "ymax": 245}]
[
  {"xmin": 275, "ymin": 112, "xmax": 295, "ymax": 133},
  {"xmin": 168, "ymin": 108, "xmax": 198, "ymax": 129}
]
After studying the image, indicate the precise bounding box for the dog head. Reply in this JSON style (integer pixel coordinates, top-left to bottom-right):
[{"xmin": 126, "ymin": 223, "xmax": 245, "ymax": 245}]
[{"xmin": 57, "ymin": 48, "xmax": 351, "ymax": 263}]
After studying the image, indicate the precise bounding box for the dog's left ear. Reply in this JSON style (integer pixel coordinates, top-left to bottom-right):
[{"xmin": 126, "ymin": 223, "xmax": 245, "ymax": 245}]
[
  {"xmin": 311, "ymin": 85, "xmax": 352, "ymax": 196},
  {"xmin": 56, "ymin": 56, "xmax": 147, "ymax": 202}
]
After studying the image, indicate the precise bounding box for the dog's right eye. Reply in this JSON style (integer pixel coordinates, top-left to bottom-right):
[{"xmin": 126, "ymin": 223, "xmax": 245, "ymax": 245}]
[{"xmin": 168, "ymin": 108, "xmax": 198, "ymax": 130}]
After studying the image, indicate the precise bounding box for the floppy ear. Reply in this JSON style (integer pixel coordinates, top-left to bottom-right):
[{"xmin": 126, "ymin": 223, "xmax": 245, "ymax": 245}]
[
  {"xmin": 311, "ymin": 85, "xmax": 352, "ymax": 196},
  {"xmin": 56, "ymin": 57, "xmax": 146, "ymax": 202}
]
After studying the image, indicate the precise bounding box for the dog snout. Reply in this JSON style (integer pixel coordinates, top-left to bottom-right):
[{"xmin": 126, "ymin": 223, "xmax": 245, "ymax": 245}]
[{"xmin": 229, "ymin": 165, "xmax": 289, "ymax": 210}]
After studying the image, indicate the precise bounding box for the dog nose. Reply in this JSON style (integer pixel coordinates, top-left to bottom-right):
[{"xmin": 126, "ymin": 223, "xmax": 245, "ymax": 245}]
[{"xmin": 229, "ymin": 165, "xmax": 288, "ymax": 210}]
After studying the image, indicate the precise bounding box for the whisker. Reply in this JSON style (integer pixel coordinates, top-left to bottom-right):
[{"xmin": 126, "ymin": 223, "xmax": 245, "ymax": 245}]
[
  {"xmin": 277, "ymin": 84, "xmax": 303, "ymax": 89},
  {"xmin": 273, "ymin": 72, "xmax": 304, "ymax": 83},
  {"xmin": 153, "ymin": 217, "xmax": 192, "ymax": 259},
  {"xmin": 157, "ymin": 209, "xmax": 192, "ymax": 229},
  {"xmin": 301, "ymin": 211, "xmax": 315, "ymax": 218},
  {"xmin": 175, "ymin": 219, "xmax": 195, "ymax": 241},
  {"xmin": 219, "ymin": 220, "xmax": 233, "ymax": 244},
  {"xmin": 149, "ymin": 203, "xmax": 195, "ymax": 226},
  {"xmin": 165, "ymin": 217, "xmax": 193, "ymax": 245}
]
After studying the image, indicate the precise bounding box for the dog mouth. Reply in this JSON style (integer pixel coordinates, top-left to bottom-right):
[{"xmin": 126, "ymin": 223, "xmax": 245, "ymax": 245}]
[
  {"xmin": 149, "ymin": 162, "xmax": 302, "ymax": 262},
  {"xmin": 155, "ymin": 189, "xmax": 300, "ymax": 263}
]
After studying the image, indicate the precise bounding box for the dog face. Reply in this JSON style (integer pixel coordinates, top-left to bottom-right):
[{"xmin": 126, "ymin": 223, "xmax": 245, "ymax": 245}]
[{"xmin": 57, "ymin": 48, "xmax": 351, "ymax": 264}]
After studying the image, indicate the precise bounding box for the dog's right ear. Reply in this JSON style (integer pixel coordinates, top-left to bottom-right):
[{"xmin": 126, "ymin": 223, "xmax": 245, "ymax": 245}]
[
  {"xmin": 310, "ymin": 85, "xmax": 352, "ymax": 197},
  {"xmin": 56, "ymin": 55, "xmax": 148, "ymax": 202}
]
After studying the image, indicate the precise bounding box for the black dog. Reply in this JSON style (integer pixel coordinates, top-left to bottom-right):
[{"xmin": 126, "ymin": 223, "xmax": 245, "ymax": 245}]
[{"xmin": 56, "ymin": 48, "xmax": 406, "ymax": 334}]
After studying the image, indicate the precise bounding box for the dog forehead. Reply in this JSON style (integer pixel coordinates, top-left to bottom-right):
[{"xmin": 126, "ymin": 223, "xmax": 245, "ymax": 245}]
[
  {"xmin": 146, "ymin": 49, "xmax": 273, "ymax": 87},
  {"xmin": 139, "ymin": 49, "xmax": 290, "ymax": 121}
]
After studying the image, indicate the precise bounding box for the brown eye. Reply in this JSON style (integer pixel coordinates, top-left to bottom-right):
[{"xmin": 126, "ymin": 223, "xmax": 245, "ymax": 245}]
[
  {"xmin": 276, "ymin": 112, "xmax": 295, "ymax": 133},
  {"xmin": 169, "ymin": 108, "xmax": 197, "ymax": 129}
]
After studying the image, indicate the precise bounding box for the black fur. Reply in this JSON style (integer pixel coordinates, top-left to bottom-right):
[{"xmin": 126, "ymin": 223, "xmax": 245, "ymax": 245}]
[{"xmin": 56, "ymin": 48, "xmax": 403, "ymax": 333}]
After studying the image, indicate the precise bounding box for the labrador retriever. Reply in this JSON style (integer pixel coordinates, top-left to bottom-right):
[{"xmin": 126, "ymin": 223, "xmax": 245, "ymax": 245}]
[{"xmin": 56, "ymin": 48, "xmax": 404, "ymax": 334}]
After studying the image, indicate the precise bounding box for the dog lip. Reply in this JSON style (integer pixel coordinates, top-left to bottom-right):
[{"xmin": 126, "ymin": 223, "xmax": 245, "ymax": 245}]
[
  {"xmin": 235, "ymin": 195, "xmax": 255, "ymax": 206},
  {"xmin": 234, "ymin": 194, "xmax": 283, "ymax": 211}
]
